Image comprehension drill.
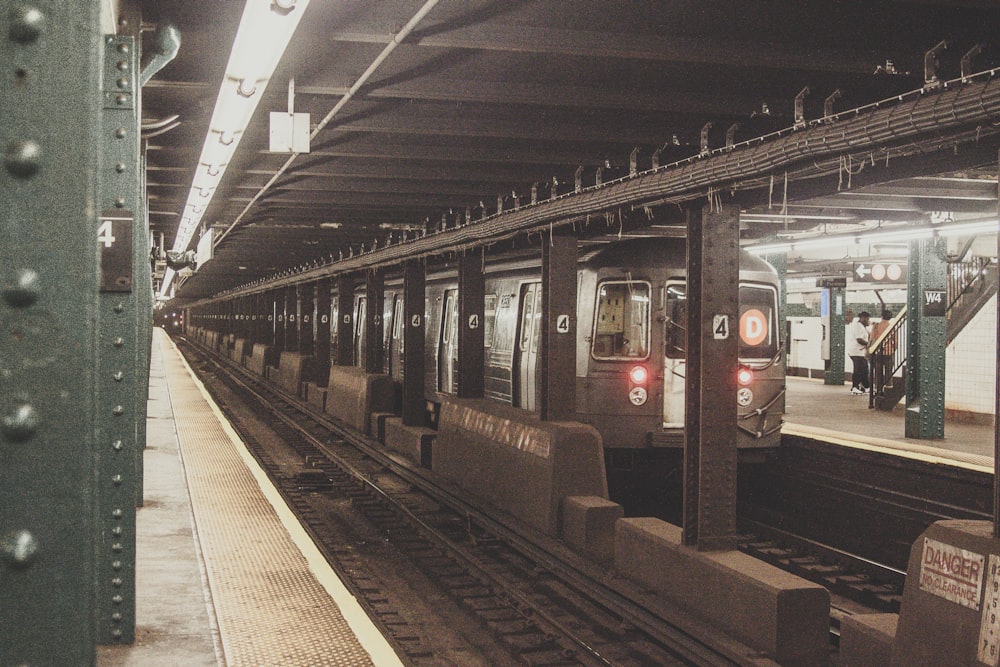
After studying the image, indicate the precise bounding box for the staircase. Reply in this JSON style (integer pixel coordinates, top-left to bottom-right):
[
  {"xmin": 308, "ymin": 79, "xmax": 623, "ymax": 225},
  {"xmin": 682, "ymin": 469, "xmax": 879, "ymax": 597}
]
[{"xmin": 869, "ymin": 257, "xmax": 995, "ymax": 411}]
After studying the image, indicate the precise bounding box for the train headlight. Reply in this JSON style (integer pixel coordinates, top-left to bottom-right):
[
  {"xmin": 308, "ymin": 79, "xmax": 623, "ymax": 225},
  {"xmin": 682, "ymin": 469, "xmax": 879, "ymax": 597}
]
[
  {"xmin": 628, "ymin": 365, "xmax": 648, "ymax": 385},
  {"xmin": 736, "ymin": 387, "xmax": 753, "ymax": 407},
  {"xmin": 737, "ymin": 367, "xmax": 753, "ymax": 386},
  {"xmin": 628, "ymin": 386, "xmax": 648, "ymax": 406}
]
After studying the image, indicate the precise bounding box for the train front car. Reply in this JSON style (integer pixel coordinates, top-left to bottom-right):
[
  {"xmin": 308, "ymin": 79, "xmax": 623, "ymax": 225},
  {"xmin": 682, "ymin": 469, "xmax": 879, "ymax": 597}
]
[{"xmin": 577, "ymin": 238, "xmax": 785, "ymax": 468}]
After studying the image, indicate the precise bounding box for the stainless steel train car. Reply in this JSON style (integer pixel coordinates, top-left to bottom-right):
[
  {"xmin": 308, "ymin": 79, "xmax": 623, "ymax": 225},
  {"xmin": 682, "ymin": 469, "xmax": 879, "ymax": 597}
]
[{"xmin": 343, "ymin": 237, "xmax": 784, "ymax": 454}]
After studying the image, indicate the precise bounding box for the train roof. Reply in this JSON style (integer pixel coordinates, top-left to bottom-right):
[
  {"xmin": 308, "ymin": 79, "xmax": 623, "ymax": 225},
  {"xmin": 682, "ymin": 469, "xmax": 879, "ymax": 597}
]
[{"xmin": 580, "ymin": 238, "xmax": 778, "ymax": 279}]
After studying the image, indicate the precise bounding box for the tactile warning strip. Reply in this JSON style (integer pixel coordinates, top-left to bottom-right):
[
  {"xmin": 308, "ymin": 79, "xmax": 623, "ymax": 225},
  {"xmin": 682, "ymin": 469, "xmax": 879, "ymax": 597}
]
[{"xmin": 157, "ymin": 331, "xmax": 402, "ymax": 666}]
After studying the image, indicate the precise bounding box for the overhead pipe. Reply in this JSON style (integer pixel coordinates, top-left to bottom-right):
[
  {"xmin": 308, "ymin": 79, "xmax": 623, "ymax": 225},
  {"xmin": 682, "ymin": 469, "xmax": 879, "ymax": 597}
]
[
  {"xmin": 213, "ymin": 0, "xmax": 443, "ymax": 249},
  {"xmin": 209, "ymin": 69, "xmax": 1000, "ymax": 301}
]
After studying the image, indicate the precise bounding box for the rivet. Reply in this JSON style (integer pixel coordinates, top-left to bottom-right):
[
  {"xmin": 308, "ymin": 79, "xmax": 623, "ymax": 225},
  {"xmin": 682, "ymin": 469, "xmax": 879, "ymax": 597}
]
[
  {"xmin": 113, "ymin": 337, "xmax": 124, "ymax": 347},
  {"xmin": 112, "ymin": 629, "xmax": 123, "ymax": 638},
  {"xmin": 111, "ymin": 577, "xmax": 122, "ymax": 586},
  {"xmin": 112, "ymin": 474, "xmax": 123, "ymax": 485},
  {"xmin": 114, "ymin": 162, "xmax": 126, "ymax": 174},
  {"xmin": 2, "ymin": 530, "xmax": 39, "ymax": 568},
  {"xmin": 112, "ymin": 543, "xmax": 123, "ymax": 552},
  {"xmin": 4, "ymin": 139, "xmax": 41, "ymax": 178},
  {"xmin": 114, "ymin": 197, "xmax": 125, "ymax": 208},
  {"xmin": 115, "ymin": 94, "xmax": 128, "ymax": 106},
  {"xmin": 116, "ymin": 60, "xmax": 128, "ymax": 72},
  {"xmin": 114, "ymin": 128, "xmax": 126, "ymax": 139},
  {"xmin": 2, "ymin": 268, "xmax": 40, "ymax": 307},
  {"xmin": 113, "ymin": 302, "xmax": 125, "ymax": 312},
  {"xmin": 112, "ymin": 440, "xmax": 123, "ymax": 451},
  {"xmin": 112, "ymin": 560, "xmax": 122, "ymax": 571},
  {"xmin": 113, "ymin": 371, "xmax": 124, "ymax": 382},
  {"xmin": 116, "ymin": 76, "xmax": 129, "ymax": 89},
  {"xmin": 112, "ymin": 595, "xmax": 123, "ymax": 604},
  {"xmin": 112, "ymin": 508, "xmax": 123, "ymax": 518},
  {"xmin": 111, "ymin": 527, "xmax": 122, "ymax": 536},
  {"xmin": 112, "ymin": 612, "xmax": 123, "ymax": 621},
  {"xmin": 8, "ymin": 5, "xmax": 44, "ymax": 43},
  {"xmin": 1, "ymin": 403, "xmax": 38, "ymax": 441},
  {"xmin": 113, "ymin": 405, "xmax": 124, "ymax": 416},
  {"xmin": 116, "ymin": 42, "xmax": 128, "ymax": 54}
]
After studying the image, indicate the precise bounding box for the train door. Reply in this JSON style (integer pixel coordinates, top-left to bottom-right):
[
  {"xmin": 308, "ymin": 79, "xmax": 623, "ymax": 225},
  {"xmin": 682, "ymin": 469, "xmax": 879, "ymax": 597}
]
[
  {"xmin": 353, "ymin": 296, "xmax": 366, "ymax": 367},
  {"xmin": 514, "ymin": 282, "xmax": 542, "ymax": 410},
  {"xmin": 438, "ymin": 289, "xmax": 458, "ymax": 393},
  {"xmin": 663, "ymin": 281, "xmax": 687, "ymax": 427}
]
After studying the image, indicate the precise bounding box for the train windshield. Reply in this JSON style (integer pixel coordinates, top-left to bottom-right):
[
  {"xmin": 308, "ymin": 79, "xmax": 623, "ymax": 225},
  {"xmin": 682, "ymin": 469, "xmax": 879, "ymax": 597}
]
[
  {"xmin": 663, "ymin": 283, "xmax": 779, "ymax": 362},
  {"xmin": 592, "ymin": 280, "xmax": 651, "ymax": 359}
]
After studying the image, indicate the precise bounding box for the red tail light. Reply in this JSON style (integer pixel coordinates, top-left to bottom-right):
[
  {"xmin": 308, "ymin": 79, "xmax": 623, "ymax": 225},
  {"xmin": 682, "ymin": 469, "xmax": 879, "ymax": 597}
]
[
  {"xmin": 628, "ymin": 365, "xmax": 648, "ymax": 385},
  {"xmin": 737, "ymin": 367, "xmax": 753, "ymax": 386}
]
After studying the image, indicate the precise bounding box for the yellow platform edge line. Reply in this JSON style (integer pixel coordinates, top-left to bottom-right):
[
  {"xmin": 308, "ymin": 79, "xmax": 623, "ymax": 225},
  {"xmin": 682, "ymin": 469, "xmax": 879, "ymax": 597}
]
[
  {"xmin": 783, "ymin": 421, "xmax": 994, "ymax": 474},
  {"xmin": 165, "ymin": 334, "xmax": 405, "ymax": 667}
]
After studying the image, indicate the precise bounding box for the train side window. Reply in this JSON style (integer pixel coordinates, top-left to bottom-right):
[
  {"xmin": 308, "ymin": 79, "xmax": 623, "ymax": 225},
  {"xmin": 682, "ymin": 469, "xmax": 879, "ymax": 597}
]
[
  {"xmin": 484, "ymin": 293, "xmax": 497, "ymax": 348},
  {"xmin": 519, "ymin": 288, "xmax": 535, "ymax": 352},
  {"xmin": 664, "ymin": 283, "xmax": 687, "ymax": 359},
  {"xmin": 392, "ymin": 296, "xmax": 404, "ymax": 353},
  {"xmin": 592, "ymin": 280, "xmax": 651, "ymax": 359}
]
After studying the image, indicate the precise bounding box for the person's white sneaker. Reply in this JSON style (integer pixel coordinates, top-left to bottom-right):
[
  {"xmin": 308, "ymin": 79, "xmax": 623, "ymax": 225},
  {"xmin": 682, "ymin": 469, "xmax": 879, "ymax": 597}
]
[{"xmin": 850, "ymin": 387, "xmax": 865, "ymax": 395}]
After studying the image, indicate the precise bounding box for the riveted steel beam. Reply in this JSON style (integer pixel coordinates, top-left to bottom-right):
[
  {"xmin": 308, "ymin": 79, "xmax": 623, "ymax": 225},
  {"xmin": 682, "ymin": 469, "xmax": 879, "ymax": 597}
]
[
  {"xmin": 905, "ymin": 236, "xmax": 947, "ymax": 439},
  {"xmin": 96, "ymin": 33, "xmax": 142, "ymax": 644},
  {"xmin": 1, "ymin": 2, "xmax": 103, "ymax": 662},
  {"xmin": 684, "ymin": 203, "xmax": 740, "ymax": 551}
]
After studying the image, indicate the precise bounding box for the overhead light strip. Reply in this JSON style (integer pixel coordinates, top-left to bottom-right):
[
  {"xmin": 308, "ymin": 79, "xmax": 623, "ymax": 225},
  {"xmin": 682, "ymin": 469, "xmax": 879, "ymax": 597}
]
[
  {"xmin": 159, "ymin": 0, "xmax": 311, "ymax": 299},
  {"xmin": 747, "ymin": 219, "xmax": 999, "ymax": 254}
]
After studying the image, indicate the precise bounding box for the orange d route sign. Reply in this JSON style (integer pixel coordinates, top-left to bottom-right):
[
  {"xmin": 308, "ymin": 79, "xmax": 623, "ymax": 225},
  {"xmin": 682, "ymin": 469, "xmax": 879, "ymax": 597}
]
[{"xmin": 739, "ymin": 309, "xmax": 768, "ymax": 346}]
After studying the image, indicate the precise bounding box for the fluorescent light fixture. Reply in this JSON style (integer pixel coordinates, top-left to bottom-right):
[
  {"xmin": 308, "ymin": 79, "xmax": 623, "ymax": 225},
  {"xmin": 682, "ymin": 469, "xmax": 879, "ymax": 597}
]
[
  {"xmin": 158, "ymin": 0, "xmax": 311, "ymax": 299},
  {"xmin": 747, "ymin": 219, "xmax": 999, "ymax": 255}
]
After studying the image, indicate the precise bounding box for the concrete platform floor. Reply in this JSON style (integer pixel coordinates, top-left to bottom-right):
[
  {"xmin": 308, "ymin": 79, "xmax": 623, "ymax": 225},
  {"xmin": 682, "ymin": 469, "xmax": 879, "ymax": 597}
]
[
  {"xmin": 784, "ymin": 376, "xmax": 994, "ymax": 467},
  {"xmin": 97, "ymin": 334, "xmax": 221, "ymax": 666}
]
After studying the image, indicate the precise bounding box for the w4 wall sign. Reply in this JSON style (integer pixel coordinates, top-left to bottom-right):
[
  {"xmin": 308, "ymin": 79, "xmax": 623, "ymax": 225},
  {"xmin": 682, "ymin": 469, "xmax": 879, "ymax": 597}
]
[{"xmin": 853, "ymin": 262, "xmax": 907, "ymax": 283}]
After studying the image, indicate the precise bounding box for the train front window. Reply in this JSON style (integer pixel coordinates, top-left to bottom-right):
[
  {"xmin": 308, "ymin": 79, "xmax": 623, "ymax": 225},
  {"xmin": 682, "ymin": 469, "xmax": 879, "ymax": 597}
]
[
  {"xmin": 662, "ymin": 283, "xmax": 779, "ymax": 362},
  {"xmin": 738, "ymin": 284, "xmax": 779, "ymax": 362},
  {"xmin": 592, "ymin": 281, "xmax": 650, "ymax": 359}
]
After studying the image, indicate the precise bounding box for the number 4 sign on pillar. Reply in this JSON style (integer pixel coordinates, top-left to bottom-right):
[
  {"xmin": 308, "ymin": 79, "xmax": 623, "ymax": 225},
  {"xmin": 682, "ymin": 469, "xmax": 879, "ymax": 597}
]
[{"xmin": 98, "ymin": 211, "xmax": 133, "ymax": 293}]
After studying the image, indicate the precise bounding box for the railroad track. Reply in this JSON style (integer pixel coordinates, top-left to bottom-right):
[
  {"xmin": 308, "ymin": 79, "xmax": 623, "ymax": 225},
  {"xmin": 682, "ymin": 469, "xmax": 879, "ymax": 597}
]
[
  {"xmin": 177, "ymin": 338, "xmax": 771, "ymax": 667},
  {"xmin": 179, "ymin": 336, "xmax": 988, "ymax": 663}
]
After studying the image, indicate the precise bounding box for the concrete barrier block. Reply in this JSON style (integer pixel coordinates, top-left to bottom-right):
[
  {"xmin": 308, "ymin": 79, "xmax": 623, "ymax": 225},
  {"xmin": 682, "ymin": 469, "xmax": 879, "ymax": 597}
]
[
  {"xmin": 384, "ymin": 417, "xmax": 435, "ymax": 468},
  {"xmin": 246, "ymin": 343, "xmax": 277, "ymax": 377},
  {"xmin": 370, "ymin": 412, "xmax": 394, "ymax": 444},
  {"xmin": 273, "ymin": 351, "xmax": 314, "ymax": 397},
  {"xmin": 840, "ymin": 613, "xmax": 896, "ymax": 667},
  {"xmin": 434, "ymin": 397, "xmax": 606, "ymax": 537},
  {"xmin": 562, "ymin": 496, "xmax": 623, "ymax": 563},
  {"xmin": 304, "ymin": 382, "xmax": 326, "ymax": 412},
  {"xmin": 231, "ymin": 338, "xmax": 250, "ymax": 364},
  {"xmin": 325, "ymin": 366, "xmax": 394, "ymax": 434},
  {"xmin": 615, "ymin": 517, "xmax": 829, "ymax": 666}
]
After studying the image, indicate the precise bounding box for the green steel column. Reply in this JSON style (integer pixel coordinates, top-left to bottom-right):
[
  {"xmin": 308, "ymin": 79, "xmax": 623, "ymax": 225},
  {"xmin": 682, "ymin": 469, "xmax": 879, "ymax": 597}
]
[
  {"xmin": 1, "ymin": 2, "xmax": 103, "ymax": 664},
  {"xmin": 95, "ymin": 34, "xmax": 139, "ymax": 643},
  {"xmin": 823, "ymin": 287, "xmax": 846, "ymax": 385},
  {"xmin": 905, "ymin": 236, "xmax": 947, "ymax": 439}
]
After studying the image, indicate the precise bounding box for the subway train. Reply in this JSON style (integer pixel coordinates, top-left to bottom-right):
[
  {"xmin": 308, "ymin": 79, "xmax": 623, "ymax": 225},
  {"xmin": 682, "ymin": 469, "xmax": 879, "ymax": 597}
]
[
  {"xmin": 185, "ymin": 237, "xmax": 784, "ymax": 511},
  {"xmin": 348, "ymin": 237, "xmax": 784, "ymax": 448}
]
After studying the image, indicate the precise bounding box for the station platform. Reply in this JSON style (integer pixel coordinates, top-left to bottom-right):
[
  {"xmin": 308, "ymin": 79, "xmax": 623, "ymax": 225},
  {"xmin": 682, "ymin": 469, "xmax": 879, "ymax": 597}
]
[
  {"xmin": 97, "ymin": 329, "xmax": 402, "ymax": 666},
  {"xmin": 784, "ymin": 376, "xmax": 994, "ymax": 471}
]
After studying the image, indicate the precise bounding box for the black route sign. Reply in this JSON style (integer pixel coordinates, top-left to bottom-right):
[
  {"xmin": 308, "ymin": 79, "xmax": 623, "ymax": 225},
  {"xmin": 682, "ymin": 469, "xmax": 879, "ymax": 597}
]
[{"xmin": 99, "ymin": 210, "xmax": 133, "ymax": 292}]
